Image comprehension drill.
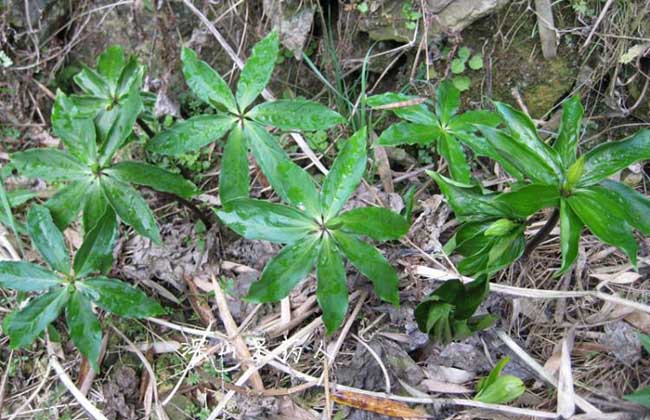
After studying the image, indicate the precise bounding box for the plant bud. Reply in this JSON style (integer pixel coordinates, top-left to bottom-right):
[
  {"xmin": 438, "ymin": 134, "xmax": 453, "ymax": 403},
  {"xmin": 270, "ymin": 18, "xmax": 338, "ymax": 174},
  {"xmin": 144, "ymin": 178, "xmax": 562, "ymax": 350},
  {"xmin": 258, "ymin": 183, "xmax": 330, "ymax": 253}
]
[{"xmin": 484, "ymin": 218, "xmax": 516, "ymax": 237}]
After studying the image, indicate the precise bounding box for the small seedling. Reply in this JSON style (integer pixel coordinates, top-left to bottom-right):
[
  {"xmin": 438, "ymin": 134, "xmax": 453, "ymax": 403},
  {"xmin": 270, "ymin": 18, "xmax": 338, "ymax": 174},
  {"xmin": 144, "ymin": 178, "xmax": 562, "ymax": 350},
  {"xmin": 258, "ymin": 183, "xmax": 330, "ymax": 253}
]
[
  {"xmin": 414, "ymin": 275, "xmax": 497, "ymax": 343},
  {"xmin": 216, "ymin": 128, "xmax": 410, "ymax": 333},
  {"xmin": 368, "ymin": 81, "xmax": 501, "ymax": 184},
  {"xmin": 147, "ymin": 32, "xmax": 344, "ymax": 207},
  {"xmin": 448, "ymin": 46, "xmax": 483, "ymax": 92},
  {"xmin": 0, "ymin": 206, "xmax": 163, "ymax": 371},
  {"xmin": 474, "ymin": 357, "xmax": 526, "ymax": 404}
]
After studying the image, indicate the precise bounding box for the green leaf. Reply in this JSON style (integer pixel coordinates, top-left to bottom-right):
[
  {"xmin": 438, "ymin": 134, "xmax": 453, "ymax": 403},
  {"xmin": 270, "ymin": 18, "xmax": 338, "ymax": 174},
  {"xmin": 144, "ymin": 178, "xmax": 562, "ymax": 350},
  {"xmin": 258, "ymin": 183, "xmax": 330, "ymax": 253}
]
[
  {"xmin": 74, "ymin": 67, "xmax": 110, "ymax": 98},
  {"xmin": 478, "ymin": 125, "xmax": 559, "ymax": 185},
  {"xmin": 249, "ymin": 99, "xmax": 344, "ymax": 131},
  {"xmin": 485, "ymin": 227, "xmax": 525, "ymax": 272},
  {"xmin": 468, "ymin": 54, "xmax": 483, "ymax": 70},
  {"xmin": 484, "ymin": 218, "xmax": 516, "ymax": 237},
  {"xmin": 97, "ymin": 45, "xmax": 125, "ymax": 89},
  {"xmin": 580, "ymin": 129, "xmax": 650, "ymax": 186},
  {"xmin": 219, "ymin": 124, "xmax": 250, "ymax": 205},
  {"xmin": 453, "ymin": 131, "xmax": 524, "ymax": 181},
  {"xmin": 428, "ymin": 171, "xmax": 513, "ymax": 219},
  {"xmin": 83, "ymin": 179, "xmax": 110, "ymax": 234},
  {"xmin": 565, "ymin": 155, "xmax": 586, "ymax": 189},
  {"xmin": 12, "ymin": 149, "xmax": 91, "ymax": 182},
  {"xmin": 330, "ymin": 207, "xmax": 410, "ymax": 241},
  {"xmin": 494, "ymin": 102, "xmax": 563, "ymax": 176},
  {"xmin": 321, "ymin": 128, "xmax": 368, "ymax": 220},
  {"xmin": 82, "ymin": 276, "xmax": 164, "ymax": 318},
  {"xmin": 246, "ymin": 235, "xmax": 320, "ymax": 302},
  {"xmin": 376, "ymin": 122, "xmax": 439, "ymax": 147},
  {"xmin": 98, "ymin": 91, "xmax": 143, "ymax": 166},
  {"xmin": 105, "ymin": 161, "xmax": 199, "ymax": 199},
  {"xmin": 45, "ymin": 179, "xmax": 92, "ymax": 229},
  {"xmin": 147, "ymin": 115, "xmax": 236, "ymax": 156},
  {"xmin": 438, "ymin": 133, "xmax": 471, "ymax": 183},
  {"xmin": 180, "ymin": 47, "xmax": 237, "ymax": 112},
  {"xmin": 0, "ymin": 261, "xmax": 63, "ymax": 291},
  {"xmin": 435, "ymin": 81, "xmax": 460, "ymax": 124},
  {"xmin": 27, "ymin": 205, "xmax": 70, "ymax": 274},
  {"xmin": 640, "ymin": 333, "xmax": 650, "ymax": 354},
  {"xmin": 66, "ymin": 291, "xmax": 102, "ymax": 372},
  {"xmin": 457, "ymin": 47, "xmax": 471, "ymax": 60},
  {"xmin": 367, "ymin": 92, "xmax": 436, "ymax": 125},
  {"xmin": 69, "ymin": 95, "xmax": 108, "ymax": 118},
  {"xmin": 333, "ymin": 230, "xmax": 399, "ymax": 306},
  {"xmin": 451, "ymin": 76, "xmax": 471, "ymax": 92},
  {"xmin": 316, "ymin": 237, "xmax": 348, "ymax": 334},
  {"xmin": 553, "ymin": 95, "xmax": 583, "ymax": 166},
  {"xmin": 557, "ymin": 199, "xmax": 582, "ymax": 276},
  {"xmin": 623, "ymin": 387, "xmax": 650, "ymax": 408},
  {"xmin": 600, "ymin": 179, "xmax": 650, "ymax": 235},
  {"xmin": 116, "ymin": 56, "xmax": 144, "ymax": 98},
  {"xmin": 494, "ymin": 184, "xmax": 561, "ymax": 218},
  {"xmin": 101, "ymin": 175, "xmax": 161, "ymax": 244},
  {"xmin": 568, "ymin": 188, "xmax": 638, "ymax": 267},
  {"xmin": 0, "ymin": 178, "xmax": 23, "ymax": 251},
  {"xmin": 73, "ymin": 208, "xmax": 118, "ymax": 277},
  {"xmin": 6, "ymin": 286, "xmax": 70, "ymax": 348},
  {"xmin": 236, "ymin": 31, "xmax": 279, "ymax": 110},
  {"xmin": 449, "ymin": 110, "xmax": 501, "ymax": 130},
  {"xmin": 215, "ymin": 198, "xmax": 317, "ymax": 243},
  {"xmin": 244, "ymin": 122, "xmax": 320, "ymax": 216},
  {"xmin": 475, "ymin": 357, "xmax": 525, "ymax": 404},
  {"xmin": 51, "ymin": 91, "xmax": 97, "ymax": 164},
  {"xmin": 454, "ymin": 275, "xmax": 490, "ymax": 319},
  {"xmin": 450, "ymin": 58, "xmax": 465, "ymax": 74}
]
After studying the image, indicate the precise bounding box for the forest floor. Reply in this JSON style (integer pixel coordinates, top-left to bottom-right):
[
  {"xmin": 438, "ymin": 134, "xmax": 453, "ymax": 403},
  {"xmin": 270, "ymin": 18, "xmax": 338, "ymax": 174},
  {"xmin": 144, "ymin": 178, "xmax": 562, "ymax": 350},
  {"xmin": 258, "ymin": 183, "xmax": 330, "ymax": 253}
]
[{"xmin": 1, "ymin": 0, "xmax": 650, "ymax": 419}]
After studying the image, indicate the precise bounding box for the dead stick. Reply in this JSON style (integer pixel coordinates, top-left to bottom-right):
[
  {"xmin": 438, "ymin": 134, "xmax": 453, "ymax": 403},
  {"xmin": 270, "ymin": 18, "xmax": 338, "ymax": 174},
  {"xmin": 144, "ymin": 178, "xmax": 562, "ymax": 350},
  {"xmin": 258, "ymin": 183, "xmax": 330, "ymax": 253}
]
[{"xmin": 534, "ymin": 0, "xmax": 557, "ymax": 59}]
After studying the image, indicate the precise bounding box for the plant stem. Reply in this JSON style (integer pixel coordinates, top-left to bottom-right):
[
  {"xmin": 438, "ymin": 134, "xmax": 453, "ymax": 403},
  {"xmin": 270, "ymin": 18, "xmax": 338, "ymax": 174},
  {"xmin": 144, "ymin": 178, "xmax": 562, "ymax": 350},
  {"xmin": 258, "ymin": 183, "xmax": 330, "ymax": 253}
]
[
  {"xmin": 137, "ymin": 118, "xmax": 155, "ymax": 138},
  {"xmin": 524, "ymin": 208, "xmax": 560, "ymax": 258}
]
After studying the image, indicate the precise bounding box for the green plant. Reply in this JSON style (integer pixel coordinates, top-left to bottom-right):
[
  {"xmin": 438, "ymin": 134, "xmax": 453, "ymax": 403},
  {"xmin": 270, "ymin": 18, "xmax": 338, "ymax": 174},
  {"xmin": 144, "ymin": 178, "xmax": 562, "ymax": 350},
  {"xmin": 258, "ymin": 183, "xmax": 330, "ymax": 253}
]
[
  {"xmin": 368, "ymin": 81, "xmax": 502, "ymax": 184},
  {"xmin": 449, "ymin": 46, "xmax": 483, "ymax": 92},
  {"xmin": 215, "ymin": 128, "xmax": 410, "ymax": 333},
  {"xmin": 414, "ymin": 275, "xmax": 497, "ymax": 343},
  {"xmin": 623, "ymin": 333, "xmax": 650, "ymax": 407},
  {"xmin": 11, "ymin": 88, "xmax": 198, "ymax": 243},
  {"xmin": 474, "ymin": 357, "xmax": 525, "ymax": 404},
  {"xmin": 401, "ymin": 2, "xmax": 421, "ymax": 30},
  {"xmin": 0, "ymin": 206, "xmax": 163, "ymax": 370},
  {"xmin": 147, "ymin": 32, "xmax": 344, "ymax": 207},
  {"xmin": 432, "ymin": 96, "xmax": 650, "ymax": 276}
]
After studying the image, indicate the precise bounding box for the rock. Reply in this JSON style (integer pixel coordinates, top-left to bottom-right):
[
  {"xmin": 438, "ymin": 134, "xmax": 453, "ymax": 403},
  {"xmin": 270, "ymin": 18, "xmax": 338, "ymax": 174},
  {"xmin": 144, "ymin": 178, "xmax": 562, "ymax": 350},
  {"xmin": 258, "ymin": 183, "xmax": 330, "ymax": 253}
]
[
  {"xmin": 599, "ymin": 320, "xmax": 642, "ymax": 365},
  {"xmin": 263, "ymin": 0, "xmax": 315, "ymax": 58},
  {"xmin": 359, "ymin": 0, "xmax": 510, "ymax": 43}
]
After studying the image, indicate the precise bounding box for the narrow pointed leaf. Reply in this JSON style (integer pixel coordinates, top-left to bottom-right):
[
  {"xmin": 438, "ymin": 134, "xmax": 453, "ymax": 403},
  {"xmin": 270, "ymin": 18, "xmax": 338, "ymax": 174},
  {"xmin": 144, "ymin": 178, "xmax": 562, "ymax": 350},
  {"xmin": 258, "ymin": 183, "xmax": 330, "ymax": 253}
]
[
  {"xmin": 98, "ymin": 91, "xmax": 143, "ymax": 165},
  {"xmin": 494, "ymin": 102, "xmax": 563, "ymax": 175},
  {"xmin": 101, "ymin": 175, "xmax": 161, "ymax": 244},
  {"xmin": 0, "ymin": 178, "xmax": 22, "ymax": 251},
  {"xmin": 106, "ymin": 161, "xmax": 199, "ymax": 199},
  {"xmin": 74, "ymin": 67, "xmax": 110, "ymax": 98},
  {"xmin": 83, "ymin": 179, "xmax": 110, "ymax": 233},
  {"xmin": 147, "ymin": 115, "xmax": 235, "ymax": 156},
  {"xmin": 116, "ymin": 56, "xmax": 144, "ymax": 98},
  {"xmin": 66, "ymin": 291, "xmax": 102, "ymax": 372},
  {"xmin": 376, "ymin": 122, "xmax": 439, "ymax": 147},
  {"xmin": 558, "ymin": 199, "xmax": 582, "ymax": 275},
  {"xmin": 478, "ymin": 125, "xmax": 559, "ymax": 185},
  {"xmin": 97, "ymin": 45, "xmax": 125, "ymax": 89},
  {"xmin": 27, "ymin": 205, "xmax": 70, "ymax": 274},
  {"xmin": 245, "ymin": 122, "xmax": 320, "ymax": 215},
  {"xmin": 454, "ymin": 131, "xmax": 524, "ymax": 180},
  {"xmin": 6, "ymin": 287, "xmax": 70, "ymax": 348},
  {"xmin": 623, "ymin": 388, "xmax": 650, "ymax": 408},
  {"xmin": 45, "ymin": 179, "xmax": 92, "ymax": 229},
  {"xmin": 181, "ymin": 47, "xmax": 237, "ymax": 112},
  {"xmin": 331, "ymin": 207, "xmax": 409, "ymax": 241},
  {"xmin": 249, "ymin": 99, "xmax": 344, "ymax": 130},
  {"xmin": 12, "ymin": 149, "xmax": 90, "ymax": 182},
  {"xmin": 494, "ymin": 184, "xmax": 560, "ymax": 218},
  {"xmin": 333, "ymin": 231, "xmax": 399, "ymax": 305},
  {"xmin": 0, "ymin": 261, "xmax": 63, "ymax": 291},
  {"xmin": 438, "ymin": 133, "xmax": 471, "ymax": 183},
  {"xmin": 321, "ymin": 128, "xmax": 367, "ymax": 220},
  {"xmin": 435, "ymin": 81, "xmax": 460, "ymax": 124},
  {"xmin": 219, "ymin": 124, "xmax": 250, "ymax": 205},
  {"xmin": 216, "ymin": 198, "xmax": 316, "ymax": 243},
  {"xmin": 317, "ymin": 237, "xmax": 348, "ymax": 334},
  {"xmin": 236, "ymin": 31, "xmax": 279, "ymax": 110},
  {"xmin": 246, "ymin": 235, "xmax": 320, "ymax": 302},
  {"xmin": 600, "ymin": 179, "xmax": 650, "ymax": 235},
  {"xmin": 448, "ymin": 110, "xmax": 501, "ymax": 130},
  {"xmin": 73, "ymin": 208, "xmax": 118, "ymax": 277},
  {"xmin": 553, "ymin": 96, "xmax": 583, "ymax": 166},
  {"xmin": 82, "ymin": 276, "xmax": 164, "ymax": 318},
  {"xmin": 367, "ymin": 92, "xmax": 436, "ymax": 124},
  {"xmin": 51, "ymin": 91, "xmax": 97, "ymax": 164},
  {"xmin": 568, "ymin": 188, "xmax": 638, "ymax": 267},
  {"xmin": 580, "ymin": 130, "xmax": 650, "ymax": 186}
]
